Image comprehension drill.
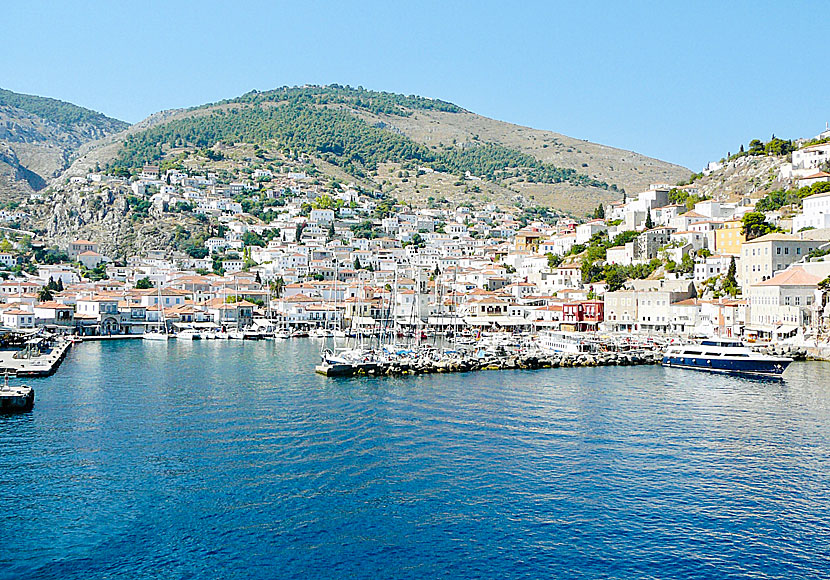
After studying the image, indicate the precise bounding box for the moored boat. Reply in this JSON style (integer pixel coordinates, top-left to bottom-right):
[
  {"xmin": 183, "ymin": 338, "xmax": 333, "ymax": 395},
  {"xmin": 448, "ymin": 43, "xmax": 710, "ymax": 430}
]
[
  {"xmin": 0, "ymin": 374, "xmax": 34, "ymax": 414},
  {"xmin": 177, "ymin": 328, "xmax": 202, "ymax": 340},
  {"xmin": 537, "ymin": 330, "xmax": 593, "ymax": 354},
  {"xmin": 662, "ymin": 338, "xmax": 792, "ymax": 378}
]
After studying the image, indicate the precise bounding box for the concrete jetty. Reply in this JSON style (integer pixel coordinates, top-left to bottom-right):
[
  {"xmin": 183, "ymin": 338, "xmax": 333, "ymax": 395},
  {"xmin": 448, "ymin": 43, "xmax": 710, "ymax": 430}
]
[{"xmin": 0, "ymin": 338, "xmax": 73, "ymax": 377}]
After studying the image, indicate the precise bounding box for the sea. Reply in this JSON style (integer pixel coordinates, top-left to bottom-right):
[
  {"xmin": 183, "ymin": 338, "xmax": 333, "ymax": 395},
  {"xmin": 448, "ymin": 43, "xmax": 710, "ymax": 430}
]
[{"xmin": 1, "ymin": 339, "xmax": 829, "ymax": 579}]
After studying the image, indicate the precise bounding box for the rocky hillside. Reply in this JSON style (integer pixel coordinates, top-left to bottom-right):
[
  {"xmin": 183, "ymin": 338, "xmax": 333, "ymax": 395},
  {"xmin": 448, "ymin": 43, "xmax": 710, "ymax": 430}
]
[
  {"xmin": 43, "ymin": 185, "xmax": 208, "ymax": 258},
  {"xmin": 686, "ymin": 155, "xmax": 790, "ymax": 203},
  {"xmin": 0, "ymin": 88, "xmax": 128, "ymax": 198}
]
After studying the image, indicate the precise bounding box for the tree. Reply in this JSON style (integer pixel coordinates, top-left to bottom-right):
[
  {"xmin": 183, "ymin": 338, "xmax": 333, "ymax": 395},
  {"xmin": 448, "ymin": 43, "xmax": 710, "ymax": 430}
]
[
  {"xmin": 546, "ymin": 252, "xmax": 562, "ymax": 269},
  {"xmin": 37, "ymin": 286, "xmax": 53, "ymax": 302},
  {"xmin": 741, "ymin": 212, "xmax": 779, "ymax": 240},
  {"xmin": 604, "ymin": 265, "xmax": 627, "ymax": 291},
  {"xmin": 242, "ymin": 231, "xmax": 266, "ymax": 247},
  {"xmin": 135, "ymin": 277, "xmax": 154, "ymax": 289},
  {"xmin": 645, "ymin": 209, "xmax": 654, "ymax": 229},
  {"xmin": 46, "ymin": 276, "xmax": 58, "ymax": 291},
  {"xmin": 592, "ymin": 204, "xmax": 605, "ymax": 219},
  {"xmin": 270, "ymin": 276, "xmax": 285, "ymax": 298},
  {"xmin": 354, "ymin": 257, "xmax": 362, "ymax": 270},
  {"xmin": 56, "ymin": 278, "xmax": 64, "ymax": 292},
  {"xmin": 722, "ymin": 256, "xmax": 739, "ymax": 296}
]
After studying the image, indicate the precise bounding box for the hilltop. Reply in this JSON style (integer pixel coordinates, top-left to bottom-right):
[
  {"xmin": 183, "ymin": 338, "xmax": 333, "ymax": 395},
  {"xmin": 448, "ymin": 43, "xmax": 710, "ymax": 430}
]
[
  {"xmin": 0, "ymin": 88, "xmax": 128, "ymax": 198},
  {"xmin": 66, "ymin": 85, "xmax": 689, "ymax": 215}
]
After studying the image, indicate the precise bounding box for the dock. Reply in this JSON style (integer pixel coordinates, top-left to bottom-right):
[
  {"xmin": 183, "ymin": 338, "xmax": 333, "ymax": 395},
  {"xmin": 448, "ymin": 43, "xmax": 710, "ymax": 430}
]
[{"xmin": 0, "ymin": 338, "xmax": 73, "ymax": 377}]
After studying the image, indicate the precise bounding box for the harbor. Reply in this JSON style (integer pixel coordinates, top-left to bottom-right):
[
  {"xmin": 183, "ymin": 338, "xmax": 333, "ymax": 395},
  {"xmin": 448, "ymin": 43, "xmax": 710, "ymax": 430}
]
[{"xmin": 3, "ymin": 338, "xmax": 830, "ymax": 579}]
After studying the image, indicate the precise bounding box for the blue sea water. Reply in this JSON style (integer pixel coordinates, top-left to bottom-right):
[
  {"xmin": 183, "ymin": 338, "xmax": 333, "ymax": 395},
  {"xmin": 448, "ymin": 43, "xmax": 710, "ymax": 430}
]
[{"xmin": 1, "ymin": 339, "xmax": 830, "ymax": 579}]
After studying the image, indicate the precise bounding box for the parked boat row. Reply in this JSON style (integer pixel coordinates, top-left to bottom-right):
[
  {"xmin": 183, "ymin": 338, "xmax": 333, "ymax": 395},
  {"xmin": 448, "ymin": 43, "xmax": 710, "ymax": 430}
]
[{"xmin": 313, "ymin": 330, "xmax": 797, "ymax": 380}]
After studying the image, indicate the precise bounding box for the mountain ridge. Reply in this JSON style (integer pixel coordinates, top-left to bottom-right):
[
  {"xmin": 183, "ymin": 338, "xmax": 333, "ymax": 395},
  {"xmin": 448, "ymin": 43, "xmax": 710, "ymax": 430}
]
[{"xmin": 0, "ymin": 87, "xmax": 129, "ymax": 199}]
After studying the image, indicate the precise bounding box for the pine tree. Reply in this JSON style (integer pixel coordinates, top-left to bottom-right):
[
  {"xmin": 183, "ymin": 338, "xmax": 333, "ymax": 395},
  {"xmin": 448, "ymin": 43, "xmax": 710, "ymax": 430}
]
[
  {"xmin": 645, "ymin": 209, "xmax": 654, "ymax": 229},
  {"xmin": 38, "ymin": 286, "xmax": 53, "ymax": 302},
  {"xmin": 722, "ymin": 256, "xmax": 739, "ymax": 297},
  {"xmin": 56, "ymin": 278, "xmax": 64, "ymax": 292}
]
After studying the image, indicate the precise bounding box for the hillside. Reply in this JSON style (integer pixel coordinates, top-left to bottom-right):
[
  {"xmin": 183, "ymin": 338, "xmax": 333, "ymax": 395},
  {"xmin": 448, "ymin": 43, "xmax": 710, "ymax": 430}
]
[
  {"xmin": 0, "ymin": 88, "xmax": 128, "ymax": 198},
  {"xmin": 81, "ymin": 85, "xmax": 689, "ymax": 215}
]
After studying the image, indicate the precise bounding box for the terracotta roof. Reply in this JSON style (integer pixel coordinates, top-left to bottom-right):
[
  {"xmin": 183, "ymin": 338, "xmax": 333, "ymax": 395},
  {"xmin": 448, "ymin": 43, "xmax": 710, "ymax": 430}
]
[
  {"xmin": 34, "ymin": 301, "xmax": 71, "ymax": 309},
  {"xmin": 755, "ymin": 267, "xmax": 821, "ymax": 286}
]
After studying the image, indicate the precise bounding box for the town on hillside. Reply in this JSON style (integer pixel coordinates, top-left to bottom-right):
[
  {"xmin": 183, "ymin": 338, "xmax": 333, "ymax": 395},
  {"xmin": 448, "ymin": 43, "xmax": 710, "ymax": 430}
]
[{"xmin": 1, "ymin": 127, "xmax": 830, "ymax": 351}]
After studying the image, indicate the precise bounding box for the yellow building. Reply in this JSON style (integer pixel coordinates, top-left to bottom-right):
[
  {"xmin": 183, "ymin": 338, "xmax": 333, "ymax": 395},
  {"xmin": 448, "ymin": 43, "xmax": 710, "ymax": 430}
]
[
  {"xmin": 513, "ymin": 228, "xmax": 546, "ymax": 252},
  {"xmin": 714, "ymin": 219, "xmax": 745, "ymax": 255}
]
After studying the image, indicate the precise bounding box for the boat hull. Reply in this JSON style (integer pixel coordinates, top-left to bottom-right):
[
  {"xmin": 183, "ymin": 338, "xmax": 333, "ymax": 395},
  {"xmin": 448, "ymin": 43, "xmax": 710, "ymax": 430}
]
[
  {"xmin": 662, "ymin": 355, "xmax": 791, "ymax": 378},
  {"xmin": 1, "ymin": 387, "xmax": 35, "ymax": 413}
]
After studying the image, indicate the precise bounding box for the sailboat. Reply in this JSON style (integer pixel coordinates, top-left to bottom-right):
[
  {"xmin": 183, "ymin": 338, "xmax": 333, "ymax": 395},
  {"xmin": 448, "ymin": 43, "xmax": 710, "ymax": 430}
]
[
  {"xmin": 143, "ymin": 285, "xmax": 175, "ymax": 340},
  {"xmin": 227, "ymin": 280, "xmax": 246, "ymax": 339}
]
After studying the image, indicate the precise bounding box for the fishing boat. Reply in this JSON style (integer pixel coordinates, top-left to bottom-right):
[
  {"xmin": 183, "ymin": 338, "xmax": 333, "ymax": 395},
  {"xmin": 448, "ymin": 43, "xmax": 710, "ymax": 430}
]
[
  {"xmin": 662, "ymin": 338, "xmax": 792, "ymax": 378},
  {"xmin": 0, "ymin": 373, "xmax": 34, "ymax": 414}
]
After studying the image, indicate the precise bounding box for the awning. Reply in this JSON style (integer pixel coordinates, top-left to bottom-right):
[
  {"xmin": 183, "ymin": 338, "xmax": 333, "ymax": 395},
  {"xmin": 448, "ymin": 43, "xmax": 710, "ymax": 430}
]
[
  {"xmin": 427, "ymin": 316, "xmax": 464, "ymax": 326},
  {"xmin": 463, "ymin": 316, "xmax": 529, "ymax": 326}
]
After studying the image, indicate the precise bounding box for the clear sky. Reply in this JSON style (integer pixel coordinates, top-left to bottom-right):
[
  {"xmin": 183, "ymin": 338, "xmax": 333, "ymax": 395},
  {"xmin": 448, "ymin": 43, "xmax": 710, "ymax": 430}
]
[{"xmin": 2, "ymin": 1, "xmax": 827, "ymax": 170}]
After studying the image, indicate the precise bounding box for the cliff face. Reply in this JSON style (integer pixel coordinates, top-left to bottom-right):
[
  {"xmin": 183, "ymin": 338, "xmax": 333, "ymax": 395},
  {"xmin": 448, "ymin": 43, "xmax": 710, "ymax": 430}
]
[{"xmin": 41, "ymin": 186, "xmax": 198, "ymax": 259}]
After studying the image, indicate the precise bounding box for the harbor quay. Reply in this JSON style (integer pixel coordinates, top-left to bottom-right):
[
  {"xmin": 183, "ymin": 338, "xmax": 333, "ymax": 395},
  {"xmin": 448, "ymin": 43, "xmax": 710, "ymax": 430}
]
[{"xmin": 0, "ymin": 334, "xmax": 73, "ymax": 377}]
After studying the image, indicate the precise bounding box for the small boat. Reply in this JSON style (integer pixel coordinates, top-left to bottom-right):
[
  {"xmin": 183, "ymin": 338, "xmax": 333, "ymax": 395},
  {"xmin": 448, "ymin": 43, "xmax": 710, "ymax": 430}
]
[
  {"xmin": 143, "ymin": 330, "xmax": 174, "ymax": 341},
  {"xmin": 1, "ymin": 374, "xmax": 34, "ymax": 414},
  {"xmin": 662, "ymin": 338, "xmax": 792, "ymax": 378},
  {"xmin": 177, "ymin": 328, "xmax": 202, "ymax": 340}
]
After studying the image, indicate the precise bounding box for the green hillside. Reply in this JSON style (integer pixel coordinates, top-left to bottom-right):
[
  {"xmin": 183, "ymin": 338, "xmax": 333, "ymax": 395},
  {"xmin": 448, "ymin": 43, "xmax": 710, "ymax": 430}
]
[{"xmin": 110, "ymin": 85, "xmax": 612, "ymax": 191}]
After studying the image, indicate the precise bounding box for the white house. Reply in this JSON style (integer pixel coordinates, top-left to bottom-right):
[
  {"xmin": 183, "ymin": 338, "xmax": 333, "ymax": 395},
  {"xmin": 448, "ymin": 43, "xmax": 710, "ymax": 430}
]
[{"xmin": 792, "ymin": 190, "xmax": 830, "ymax": 232}]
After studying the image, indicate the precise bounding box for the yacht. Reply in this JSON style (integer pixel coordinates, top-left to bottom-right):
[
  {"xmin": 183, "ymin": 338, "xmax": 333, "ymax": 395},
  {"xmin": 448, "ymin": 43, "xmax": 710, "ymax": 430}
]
[
  {"xmin": 662, "ymin": 338, "xmax": 792, "ymax": 378},
  {"xmin": 537, "ymin": 331, "xmax": 593, "ymax": 354}
]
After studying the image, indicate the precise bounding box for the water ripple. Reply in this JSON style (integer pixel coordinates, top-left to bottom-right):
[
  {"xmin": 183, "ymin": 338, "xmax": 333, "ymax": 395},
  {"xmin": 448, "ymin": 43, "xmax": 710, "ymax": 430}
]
[{"xmin": 1, "ymin": 341, "xmax": 829, "ymax": 579}]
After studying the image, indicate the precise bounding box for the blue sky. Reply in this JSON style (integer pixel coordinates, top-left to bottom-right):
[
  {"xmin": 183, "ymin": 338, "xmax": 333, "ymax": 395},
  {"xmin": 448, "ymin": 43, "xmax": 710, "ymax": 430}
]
[{"xmin": 2, "ymin": 1, "xmax": 827, "ymax": 170}]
